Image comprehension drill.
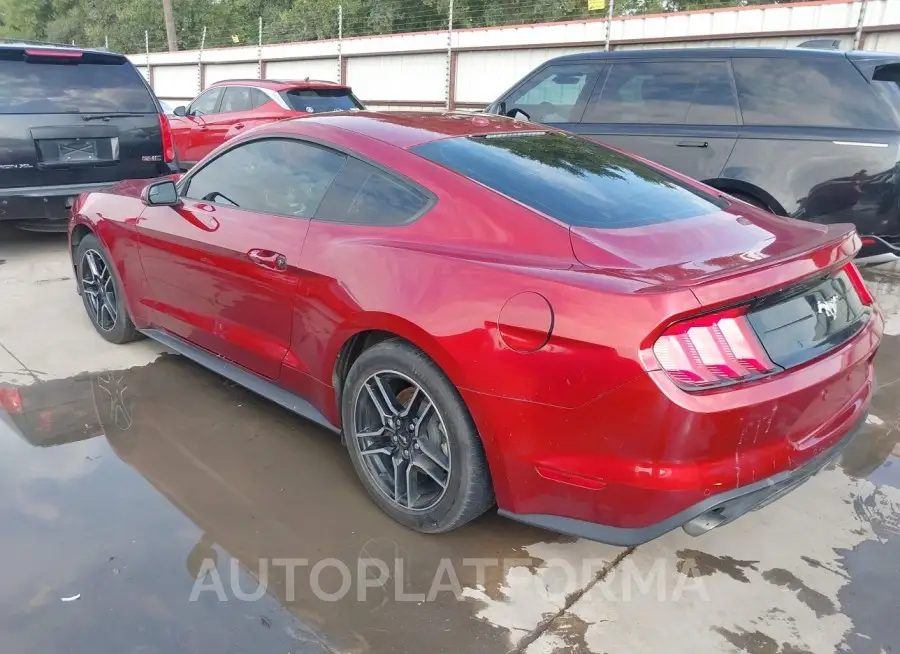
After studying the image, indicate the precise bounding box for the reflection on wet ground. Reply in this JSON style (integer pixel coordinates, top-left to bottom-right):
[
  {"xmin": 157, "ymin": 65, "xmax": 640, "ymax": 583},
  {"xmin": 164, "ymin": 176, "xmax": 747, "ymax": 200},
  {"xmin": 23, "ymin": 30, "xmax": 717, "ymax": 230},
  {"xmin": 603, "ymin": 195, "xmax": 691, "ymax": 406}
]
[
  {"xmin": 0, "ymin": 356, "xmax": 574, "ymax": 654},
  {"xmin": 0, "ymin": 259, "xmax": 898, "ymax": 653}
]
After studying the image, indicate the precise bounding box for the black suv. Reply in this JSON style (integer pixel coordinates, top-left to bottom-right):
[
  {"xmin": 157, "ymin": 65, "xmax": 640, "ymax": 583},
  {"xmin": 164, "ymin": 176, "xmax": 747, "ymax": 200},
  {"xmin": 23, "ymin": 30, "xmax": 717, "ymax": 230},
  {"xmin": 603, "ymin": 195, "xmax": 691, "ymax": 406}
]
[
  {"xmin": 487, "ymin": 47, "xmax": 900, "ymax": 265},
  {"xmin": 0, "ymin": 42, "xmax": 178, "ymax": 231}
]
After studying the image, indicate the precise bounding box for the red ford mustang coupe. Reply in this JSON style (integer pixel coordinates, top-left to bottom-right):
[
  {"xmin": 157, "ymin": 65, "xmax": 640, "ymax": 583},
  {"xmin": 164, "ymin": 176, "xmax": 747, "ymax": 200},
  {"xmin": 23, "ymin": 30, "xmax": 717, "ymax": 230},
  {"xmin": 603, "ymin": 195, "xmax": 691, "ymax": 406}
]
[{"xmin": 68, "ymin": 112, "xmax": 882, "ymax": 544}]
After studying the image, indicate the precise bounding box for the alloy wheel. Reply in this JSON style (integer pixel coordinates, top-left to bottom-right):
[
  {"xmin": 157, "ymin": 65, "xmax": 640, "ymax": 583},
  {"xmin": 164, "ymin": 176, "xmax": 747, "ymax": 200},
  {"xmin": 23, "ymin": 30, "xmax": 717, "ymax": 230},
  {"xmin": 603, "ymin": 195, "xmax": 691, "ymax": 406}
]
[
  {"xmin": 80, "ymin": 249, "xmax": 118, "ymax": 332},
  {"xmin": 353, "ymin": 370, "xmax": 452, "ymax": 511}
]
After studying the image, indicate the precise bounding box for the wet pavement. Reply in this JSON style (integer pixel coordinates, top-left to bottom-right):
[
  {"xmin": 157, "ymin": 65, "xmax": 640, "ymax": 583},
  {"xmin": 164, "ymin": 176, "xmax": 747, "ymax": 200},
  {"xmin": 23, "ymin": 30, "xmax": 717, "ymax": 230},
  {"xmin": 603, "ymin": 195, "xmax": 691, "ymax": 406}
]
[{"xmin": 1, "ymin": 226, "xmax": 899, "ymax": 653}]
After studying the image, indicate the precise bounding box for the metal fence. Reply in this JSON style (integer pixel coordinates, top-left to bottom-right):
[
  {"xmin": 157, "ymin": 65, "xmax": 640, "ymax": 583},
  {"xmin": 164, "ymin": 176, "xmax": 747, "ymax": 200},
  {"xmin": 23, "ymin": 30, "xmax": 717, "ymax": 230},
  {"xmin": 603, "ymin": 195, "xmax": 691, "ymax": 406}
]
[{"xmin": 116, "ymin": 0, "xmax": 837, "ymax": 53}]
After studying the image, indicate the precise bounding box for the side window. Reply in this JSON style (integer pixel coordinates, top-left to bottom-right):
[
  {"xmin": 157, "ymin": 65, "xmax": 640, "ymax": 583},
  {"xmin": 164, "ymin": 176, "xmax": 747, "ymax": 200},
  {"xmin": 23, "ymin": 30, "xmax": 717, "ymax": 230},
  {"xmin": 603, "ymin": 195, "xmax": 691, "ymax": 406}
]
[
  {"xmin": 189, "ymin": 87, "xmax": 222, "ymax": 116},
  {"xmin": 183, "ymin": 139, "xmax": 346, "ymax": 218},
  {"xmin": 315, "ymin": 158, "xmax": 431, "ymax": 226},
  {"xmin": 219, "ymin": 86, "xmax": 253, "ymax": 113},
  {"xmin": 250, "ymin": 88, "xmax": 271, "ymax": 108},
  {"xmin": 732, "ymin": 57, "xmax": 892, "ymax": 128},
  {"xmin": 584, "ymin": 61, "xmax": 737, "ymax": 125},
  {"xmin": 504, "ymin": 64, "xmax": 601, "ymax": 124}
]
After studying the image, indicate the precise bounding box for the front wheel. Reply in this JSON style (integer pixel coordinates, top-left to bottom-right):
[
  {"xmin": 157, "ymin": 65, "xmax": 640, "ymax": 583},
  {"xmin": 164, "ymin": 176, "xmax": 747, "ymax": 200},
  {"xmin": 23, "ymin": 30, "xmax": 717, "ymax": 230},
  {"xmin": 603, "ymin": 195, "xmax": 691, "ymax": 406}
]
[
  {"xmin": 342, "ymin": 339, "xmax": 494, "ymax": 533},
  {"xmin": 75, "ymin": 234, "xmax": 141, "ymax": 344}
]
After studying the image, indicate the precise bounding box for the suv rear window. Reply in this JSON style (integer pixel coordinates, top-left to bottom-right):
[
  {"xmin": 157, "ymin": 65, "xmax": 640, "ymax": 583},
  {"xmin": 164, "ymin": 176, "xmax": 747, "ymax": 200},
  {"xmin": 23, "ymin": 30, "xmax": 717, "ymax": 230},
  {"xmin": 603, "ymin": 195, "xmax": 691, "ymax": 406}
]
[
  {"xmin": 0, "ymin": 51, "xmax": 156, "ymax": 114},
  {"xmin": 412, "ymin": 132, "xmax": 725, "ymax": 229},
  {"xmin": 281, "ymin": 88, "xmax": 363, "ymax": 113}
]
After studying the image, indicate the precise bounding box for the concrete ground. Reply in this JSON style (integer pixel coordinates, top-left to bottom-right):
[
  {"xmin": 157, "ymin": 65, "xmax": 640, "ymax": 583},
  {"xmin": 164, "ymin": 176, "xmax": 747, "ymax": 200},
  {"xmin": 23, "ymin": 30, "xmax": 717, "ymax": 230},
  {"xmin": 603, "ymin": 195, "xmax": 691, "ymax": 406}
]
[{"xmin": 0, "ymin": 225, "xmax": 898, "ymax": 654}]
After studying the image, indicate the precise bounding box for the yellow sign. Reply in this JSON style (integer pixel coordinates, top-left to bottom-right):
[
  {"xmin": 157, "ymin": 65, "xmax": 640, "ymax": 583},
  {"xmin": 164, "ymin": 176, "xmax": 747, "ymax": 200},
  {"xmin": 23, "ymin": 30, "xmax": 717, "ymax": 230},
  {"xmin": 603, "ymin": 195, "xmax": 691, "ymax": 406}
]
[{"xmin": 588, "ymin": 0, "xmax": 606, "ymax": 10}]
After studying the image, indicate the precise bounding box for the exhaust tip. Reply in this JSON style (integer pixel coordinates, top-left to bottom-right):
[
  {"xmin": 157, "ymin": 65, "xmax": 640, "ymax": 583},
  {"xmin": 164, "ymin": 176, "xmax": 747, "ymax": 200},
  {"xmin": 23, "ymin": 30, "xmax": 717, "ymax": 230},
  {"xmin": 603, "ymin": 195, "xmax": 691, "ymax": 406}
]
[{"xmin": 683, "ymin": 510, "xmax": 727, "ymax": 536}]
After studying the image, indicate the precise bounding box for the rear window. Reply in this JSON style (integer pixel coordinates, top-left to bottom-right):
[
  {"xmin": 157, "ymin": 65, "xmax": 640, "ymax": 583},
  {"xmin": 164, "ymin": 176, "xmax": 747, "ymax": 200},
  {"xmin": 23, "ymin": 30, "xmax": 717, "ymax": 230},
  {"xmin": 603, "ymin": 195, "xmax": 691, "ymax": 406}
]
[
  {"xmin": 281, "ymin": 88, "xmax": 364, "ymax": 113},
  {"xmin": 412, "ymin": 132, "xmax": 726, "ymax": 228},
  {"xmin": 0, "ymin": 52, "xmax": 156, "ymax": 114}
]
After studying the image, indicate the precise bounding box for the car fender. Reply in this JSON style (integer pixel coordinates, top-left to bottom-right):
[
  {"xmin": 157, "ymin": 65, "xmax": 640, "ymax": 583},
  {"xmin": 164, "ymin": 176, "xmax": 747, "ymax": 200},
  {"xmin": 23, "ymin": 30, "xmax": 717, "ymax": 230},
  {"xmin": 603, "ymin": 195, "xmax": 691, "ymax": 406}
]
[{"xmin": 325, "ymin": 311, "xmax": 470, "ymax": 393}]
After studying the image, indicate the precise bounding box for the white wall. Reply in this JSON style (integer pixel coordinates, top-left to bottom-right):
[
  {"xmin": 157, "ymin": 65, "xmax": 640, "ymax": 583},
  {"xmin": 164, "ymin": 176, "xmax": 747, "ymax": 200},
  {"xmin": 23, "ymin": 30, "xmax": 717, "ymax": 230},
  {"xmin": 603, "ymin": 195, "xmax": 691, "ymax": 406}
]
[
  {"xmin": 204, "ymin": 62, "xmax": 258, "ymax": 85},
  {"xmin": 152, "ymin": 64, "xmax": 198, "ymax": 104},
  {"xmin": 456, "ymin": 47, "xmax": 599, "ymax": 104},
  {"xmin": 347, "ymin": 53, "xmax": 447, "ymax": 102},
  {"xmin": 128, "ymin": 0, "xmax": 900, "ymax": 108},
  {"xmin": 266, "ymin": 58, "xmax": 339, "ymax": 82}
]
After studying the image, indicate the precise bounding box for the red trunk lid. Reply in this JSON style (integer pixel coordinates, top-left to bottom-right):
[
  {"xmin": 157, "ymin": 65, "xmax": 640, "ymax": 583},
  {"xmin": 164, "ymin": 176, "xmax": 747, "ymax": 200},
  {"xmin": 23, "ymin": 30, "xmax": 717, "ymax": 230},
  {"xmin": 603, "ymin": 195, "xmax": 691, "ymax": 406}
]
[{"xmin": 569, "ymin": 207, "xmax": 860, "ymax": 307}]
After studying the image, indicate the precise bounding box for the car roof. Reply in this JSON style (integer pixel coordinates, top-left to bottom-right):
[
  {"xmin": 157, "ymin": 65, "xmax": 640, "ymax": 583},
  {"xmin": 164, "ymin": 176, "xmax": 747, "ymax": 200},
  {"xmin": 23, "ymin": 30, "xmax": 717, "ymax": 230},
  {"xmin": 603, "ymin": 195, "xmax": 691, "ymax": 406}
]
[
  {"xmin": 209, "ymin": 78, "xmax": 351, "ymax": 91},
  {"xmin": 0, "ymin": 40, "xmax": 124, "ymax": 58},
  {"xmin": 269, "ymin": 111, "xmax": 543, "ymax": 149},
  {"xmin": 547, "ymin": 46, "xmax": 855, "ymax": 64}
]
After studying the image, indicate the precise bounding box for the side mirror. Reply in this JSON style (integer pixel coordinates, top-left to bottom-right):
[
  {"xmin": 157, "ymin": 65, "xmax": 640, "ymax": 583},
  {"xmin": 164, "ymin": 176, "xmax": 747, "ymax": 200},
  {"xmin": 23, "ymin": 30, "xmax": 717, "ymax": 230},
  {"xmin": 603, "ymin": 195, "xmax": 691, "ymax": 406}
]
[
  {"xmin": 173, "ymin": 105, "xmax": 187, "ymax": 117},
  {"xmin": 506, "ymin": 108, "xmax": 530, "ymax": 121},
  {"xmin": 142, "ymin": 180, "xmax": 180, "ymax": 207}
]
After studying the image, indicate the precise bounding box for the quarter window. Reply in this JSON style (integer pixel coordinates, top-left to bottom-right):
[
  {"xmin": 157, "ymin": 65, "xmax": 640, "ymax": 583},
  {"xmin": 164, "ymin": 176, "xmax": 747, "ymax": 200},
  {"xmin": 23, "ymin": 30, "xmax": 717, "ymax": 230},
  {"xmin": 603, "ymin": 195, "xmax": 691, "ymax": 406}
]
[
  {"xmin": 584, "ymin": 61, "xmax": 737, "ymax": 125},
  {"xmin": 250, "ymin": 88, "xmax": 271, "ymax": 108},
  {"xmin": 183, "ymin": 139, "xmax": 346, "ymax": 218},
  {"xmin": 315, "ymin": 158, "xmax": 431, "ymax": 225},
  {"xmin": 732, "ymin": 57, "xmax": 892, "ymax": 128}
]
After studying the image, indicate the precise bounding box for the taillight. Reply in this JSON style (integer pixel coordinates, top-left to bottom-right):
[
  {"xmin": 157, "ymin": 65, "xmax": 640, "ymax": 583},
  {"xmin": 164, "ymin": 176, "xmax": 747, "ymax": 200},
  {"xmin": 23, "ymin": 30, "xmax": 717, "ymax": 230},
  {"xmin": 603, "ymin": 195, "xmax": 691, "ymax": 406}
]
[
  {"xmin": 843, "ymin": 262, "xmax": 874, "ymax": 305},
  {"xmin": 0, "ymin": 386, "xmax": 23, "ymax": 414},
  {"xmin": 653, "ymin": 306, "xmax": 777, "ymax": 390},
  {"xmin": 159, "ymin": 113, "xmax": 176, "ymax": 164}
]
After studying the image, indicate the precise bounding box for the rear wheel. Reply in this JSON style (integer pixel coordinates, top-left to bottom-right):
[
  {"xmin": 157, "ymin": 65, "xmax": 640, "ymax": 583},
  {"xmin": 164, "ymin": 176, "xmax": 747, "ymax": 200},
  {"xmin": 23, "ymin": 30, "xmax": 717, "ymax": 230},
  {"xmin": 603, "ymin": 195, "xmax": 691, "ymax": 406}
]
[
  {"xmin": 342, "ymin": 339, "xmax": 494, "ymax": 533},
  {"xmin": 75, "ymin": 234, "xmax": 141, "ymax": 344}
]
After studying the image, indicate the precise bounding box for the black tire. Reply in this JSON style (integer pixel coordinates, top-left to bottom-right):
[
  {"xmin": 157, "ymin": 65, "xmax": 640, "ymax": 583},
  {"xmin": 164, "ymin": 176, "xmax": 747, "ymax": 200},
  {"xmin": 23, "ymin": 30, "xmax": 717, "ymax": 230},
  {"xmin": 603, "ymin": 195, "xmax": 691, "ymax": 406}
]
[
  {"xmin": 342, "ymin": 339, "xmax": 494, "ymax": 533},
  {"xmin": 75, "ymin": 234, "xmax": 141, "ymax": 344}
]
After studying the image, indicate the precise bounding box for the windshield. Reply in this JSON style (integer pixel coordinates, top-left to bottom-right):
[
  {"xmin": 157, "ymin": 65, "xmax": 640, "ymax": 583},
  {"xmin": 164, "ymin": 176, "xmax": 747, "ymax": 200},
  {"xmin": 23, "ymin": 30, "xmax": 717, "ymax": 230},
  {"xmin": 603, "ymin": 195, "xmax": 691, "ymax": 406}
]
[
  {"xmin": 412, "ymin": 132, "xmax": 726, "ymax": 229},
  {"xmin": 281, "ymin": 88, "xmax": 363, "ymax": 113},
  {"xmin": 0, "ymin": 54, "xmax": 156, "ymax": 114}
]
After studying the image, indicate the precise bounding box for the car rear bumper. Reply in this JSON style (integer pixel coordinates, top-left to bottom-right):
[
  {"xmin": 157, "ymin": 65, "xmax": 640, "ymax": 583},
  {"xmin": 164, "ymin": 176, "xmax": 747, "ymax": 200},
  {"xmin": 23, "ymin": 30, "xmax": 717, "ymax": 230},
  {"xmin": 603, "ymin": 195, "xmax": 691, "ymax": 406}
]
[
  {"xmin": 0, "ymin": 183, "xmax": 117, "ymax": 222},
  {"xmin": 464, "ymin": 307, "xmax": 882, "ymax": 545},
  {"xmin": 498, "ymin": 414, "xmax": 864, "ymax": 545}
]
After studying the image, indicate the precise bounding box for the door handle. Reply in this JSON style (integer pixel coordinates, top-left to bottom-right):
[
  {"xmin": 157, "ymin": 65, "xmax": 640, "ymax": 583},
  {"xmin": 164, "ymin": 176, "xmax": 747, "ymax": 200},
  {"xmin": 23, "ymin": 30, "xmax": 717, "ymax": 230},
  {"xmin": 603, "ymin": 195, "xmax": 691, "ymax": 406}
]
[
  {"xmin": 247, "ymin": 249, "xmax": 287, "ymax": 271},
  {"xmin": 676, "ymin": 140, "xmax": 708, "ymax": 148}
]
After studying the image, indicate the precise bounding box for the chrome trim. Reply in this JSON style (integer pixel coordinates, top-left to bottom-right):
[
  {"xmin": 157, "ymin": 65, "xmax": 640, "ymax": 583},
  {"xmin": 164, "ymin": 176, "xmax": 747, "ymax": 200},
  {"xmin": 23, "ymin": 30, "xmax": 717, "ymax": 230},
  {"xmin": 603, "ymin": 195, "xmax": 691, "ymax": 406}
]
[{"xmin": 831, "ymin": 141, "xmax": 889, "ymax": 148}]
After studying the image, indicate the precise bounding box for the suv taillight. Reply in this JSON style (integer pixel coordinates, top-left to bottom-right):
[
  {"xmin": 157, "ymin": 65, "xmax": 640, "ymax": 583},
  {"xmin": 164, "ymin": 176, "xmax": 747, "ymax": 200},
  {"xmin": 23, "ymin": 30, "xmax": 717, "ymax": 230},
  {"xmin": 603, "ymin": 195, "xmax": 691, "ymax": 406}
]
[
  {"xmin": 159, "ymin": 113, "xmax": 176, "ymax": 164},
  {"xmin": 653, "ymin": 306, "xmax": 777, "ymax": 390}
]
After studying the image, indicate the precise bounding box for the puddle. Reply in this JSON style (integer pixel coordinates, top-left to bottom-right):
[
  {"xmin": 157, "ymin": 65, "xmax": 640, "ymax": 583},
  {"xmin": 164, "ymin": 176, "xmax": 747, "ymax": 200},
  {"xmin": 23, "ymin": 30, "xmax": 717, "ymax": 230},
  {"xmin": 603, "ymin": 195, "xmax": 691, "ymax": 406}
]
[{"xmin": 0, "ymin": 355, "xmax": 577, "ymax": 653}]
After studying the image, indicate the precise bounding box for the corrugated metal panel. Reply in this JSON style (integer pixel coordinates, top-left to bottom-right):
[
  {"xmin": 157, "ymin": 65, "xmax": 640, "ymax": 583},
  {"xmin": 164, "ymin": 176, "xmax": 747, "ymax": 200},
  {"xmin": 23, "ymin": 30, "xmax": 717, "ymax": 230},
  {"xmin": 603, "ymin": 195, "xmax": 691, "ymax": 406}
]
[
  {"xmin": 456, "ymin": 47, "xmax": 600, "ymax": 104},
  {"xmin": 205, "ymin": 62, "xmax": 259, "ymax": 86},
  {"xmin": 152, "ymin": 65, "xmax": 198, "ymax": 99},
  {"xmin": 347, "ymin": 53, "xmax": 446, "ymax": 102},
  {"xmin": 614, "ymin": 34, "xmax": 843, "ymax": 50},
  {"xmin": 365, "ymin": 104, "xmax": 445, "ymax": 112},
  {"xmin": 265, "ymin": 59, "xmax": 339, "ymax": 82},
  {"xmin": 864, "ymin": 31, "xmax": 900, "ymax": 50},
  {"xmin": 130, "ymin": 0, "xmax": 900, "ymax": 107}
]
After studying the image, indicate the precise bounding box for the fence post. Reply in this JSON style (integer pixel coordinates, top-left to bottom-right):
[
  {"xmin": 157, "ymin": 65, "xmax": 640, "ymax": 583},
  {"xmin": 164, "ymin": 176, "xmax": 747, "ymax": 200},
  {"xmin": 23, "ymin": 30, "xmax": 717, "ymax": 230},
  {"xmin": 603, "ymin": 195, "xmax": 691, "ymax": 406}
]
[
  {"xmin": 198, "ymin": 26, "xmax": 207, "ymax": 94},
  {"xmin": 605, "ymin": 0, "xmax": 615, "ymax": 51},
  {"xmin": 337, "ymin": 5, "xmax": 344, "ymax": 84},
  {"xmin": 853, "ymin": 0, "xmax": 869, "ymax": 49},
  {"xmin": 105, "ymin": 35, "xmax": 109, "ymax": 50},
  {"xmin": 445, "ymin": 0, "xmax": 454, "ymax": 111},
  {"xmin": 257, "ymin": 16, "xmax": 263, "ymax": 78},
  {"xmin": 145, "ymin": 30, "xmax": 153, "ymax": 89}
]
